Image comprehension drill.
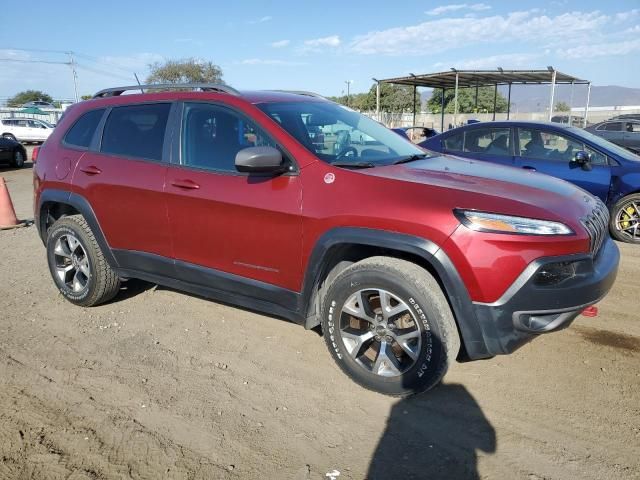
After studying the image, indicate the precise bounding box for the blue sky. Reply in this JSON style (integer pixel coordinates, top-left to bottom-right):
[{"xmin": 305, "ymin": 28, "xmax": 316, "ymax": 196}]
[{"xmin": 1, "ymin": 0, "xmax": 639, "ymax": 100}]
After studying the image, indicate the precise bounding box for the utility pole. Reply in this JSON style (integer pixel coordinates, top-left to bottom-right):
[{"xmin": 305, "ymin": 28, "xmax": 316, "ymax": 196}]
[
  {"xmin": 67, "ymin": 51, "xmax": 79, "ymax": 103},
  {"xmin": 345, "ymin": 80, "xmax": 352, "ymax": 106}
]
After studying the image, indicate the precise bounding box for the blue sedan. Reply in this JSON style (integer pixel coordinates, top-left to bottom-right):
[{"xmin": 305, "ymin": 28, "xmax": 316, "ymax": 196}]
[{"xmin": 420, "ymin": 121, "xmax": 640, "ymax": 243}]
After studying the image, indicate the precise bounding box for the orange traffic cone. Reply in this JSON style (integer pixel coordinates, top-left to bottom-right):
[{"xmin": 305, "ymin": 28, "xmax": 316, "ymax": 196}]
[{"xmin": 0, "ymin": 177, "xmax": 26, "ymax": 230}]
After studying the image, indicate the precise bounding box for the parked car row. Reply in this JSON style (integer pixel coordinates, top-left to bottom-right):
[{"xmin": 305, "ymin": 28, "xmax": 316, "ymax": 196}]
[
  {"xmin": 419, "ymin": 121, "xmax": 640, "ymax": 243},
  {"xmin": 586, "ymin": 119, "xmax": 640, "ymax": 154}
]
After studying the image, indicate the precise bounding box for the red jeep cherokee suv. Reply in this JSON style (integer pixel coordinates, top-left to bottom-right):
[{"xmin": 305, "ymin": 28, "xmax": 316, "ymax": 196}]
[{"xmin": 34, "ymin": 84, "xmax": 619, "ymax": 396}]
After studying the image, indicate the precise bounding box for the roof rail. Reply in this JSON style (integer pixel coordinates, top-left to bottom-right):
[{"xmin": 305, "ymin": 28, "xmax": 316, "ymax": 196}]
[
  {"xmin": 269, "ymin": 90, "xmax": 326, "ymax": 99},
  {"xmin": 93, "ymin": 83, "xmax": 241, "ymax": 99}
]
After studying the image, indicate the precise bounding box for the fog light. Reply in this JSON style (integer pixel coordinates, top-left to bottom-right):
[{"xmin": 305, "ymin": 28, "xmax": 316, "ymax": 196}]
[{"xmin": 533, "ymin": 261, "xmax": 577, "ymax": 286}]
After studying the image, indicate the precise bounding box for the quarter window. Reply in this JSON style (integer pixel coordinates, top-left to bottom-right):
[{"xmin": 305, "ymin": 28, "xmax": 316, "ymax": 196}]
[
  {"xmin": 64, "ymin": 109, "xmax": 105, "ymax": 148},
  {"xmin": 181, "ymin": 103, "xmax": 276, "ymax": 172},
  {"xmin": 101, "ymin": 103, "xmax": 170, "ymax": 161}
]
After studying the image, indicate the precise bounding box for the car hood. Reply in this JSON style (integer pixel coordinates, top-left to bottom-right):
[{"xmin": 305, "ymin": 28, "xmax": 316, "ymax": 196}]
[{"xmin": 362, "ymin": 154, "xmax": 597, "ymax": 222}]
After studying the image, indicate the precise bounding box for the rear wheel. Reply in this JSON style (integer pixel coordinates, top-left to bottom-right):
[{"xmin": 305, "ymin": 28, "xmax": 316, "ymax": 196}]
[
  {"xmin": 321, "ymin": 257, "xmax": 459, "ymax": 396},
  {"xmin": 2, "ymin": 133, "xmax": 16, "ymax": 141},
  {"xmin": 610, "ymin": 194, "xmax": 640, "ymax": 243},
  {"xmin": 46, "ymin": 215, "xmax": 121, "ymax": 306}
]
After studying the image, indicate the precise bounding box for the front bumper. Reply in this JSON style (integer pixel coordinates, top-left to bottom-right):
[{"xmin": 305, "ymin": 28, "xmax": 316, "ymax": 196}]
[{"xmin": 471, "ymin": 237, "xmax": 620, "ymax": 356}]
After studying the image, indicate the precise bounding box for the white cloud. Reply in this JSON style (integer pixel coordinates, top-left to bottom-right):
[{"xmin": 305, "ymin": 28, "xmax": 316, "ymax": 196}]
[
  {"xmin": 239, "ymin": 58, "xmax": 306, "ymax": 66},
  {"xmin": 558, "ymin": 39, "xmax": 640, "ymax": 59},
  {"xmin": 350, "ymin": 10, "xmax": 611, "ymax": 55},
  {"xmin": 270, "ymin": 40, "xmax": 290, "ymax": 48},
  {"xmin": 426, "ymin": 3, "xmax": 491, "ymax": 16},
  {"xmin": 248, "ymin": 16, "xmax": 272, "ymax": 24},
  {"xmin": 304, "ymin": 35, "xmax": 341, "ymax": 48},
  {"xmin": 433, "ymin": 52, "xmax": 543, "ymax": 70}
]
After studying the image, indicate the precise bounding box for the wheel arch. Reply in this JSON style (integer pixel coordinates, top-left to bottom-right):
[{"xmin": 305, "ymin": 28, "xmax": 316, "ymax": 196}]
[
  {"xmin": 37, "ymin": 189, "xmax": 119, "ymax": 268},
  {"xmin": 300, "ymin": 227, "xmax": 491, "ymax": 360}
]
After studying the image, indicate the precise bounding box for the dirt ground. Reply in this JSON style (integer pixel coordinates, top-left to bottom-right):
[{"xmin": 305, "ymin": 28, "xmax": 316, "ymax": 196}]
[{"xmin": 1, "ymin": 149, "xmax": 639, "ymax": 480}]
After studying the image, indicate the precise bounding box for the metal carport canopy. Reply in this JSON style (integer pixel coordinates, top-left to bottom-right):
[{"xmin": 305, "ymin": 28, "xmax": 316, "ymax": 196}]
[{"xmin": 374, "ymin": 68, "xmax": 591, "ymax": 128}]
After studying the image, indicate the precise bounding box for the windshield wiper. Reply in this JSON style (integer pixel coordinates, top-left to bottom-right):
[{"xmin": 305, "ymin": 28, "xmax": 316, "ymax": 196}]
[
  {"xmin": 331, "ymin": 161, "xmax": 377, "ymax": 169},
  {"xmin": 392, "ymin": 153, "xmax": 428, "ymax": 165}
]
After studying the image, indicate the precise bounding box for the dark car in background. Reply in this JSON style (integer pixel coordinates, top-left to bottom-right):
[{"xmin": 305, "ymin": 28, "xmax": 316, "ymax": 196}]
[
  {"xmin": 586, "ymin": 119, "xmax": 640, "ymax": 154},
  {"xmin": 420, "ymin": 121, "xmax": 640, "ymax": 243},
  {"xmin": 0, "ymin": 136, "xmax": 27, "ymax": 168},
  {"xmin": 392, "ymin": 126, "xmax": 439, "ymax": 143}
]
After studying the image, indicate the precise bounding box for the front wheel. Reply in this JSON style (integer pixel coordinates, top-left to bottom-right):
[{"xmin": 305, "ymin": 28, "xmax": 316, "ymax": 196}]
[
  {"xmin": 2, "ymin": 133, "xmax": 16, "ymax": 141},
  {"xmin": 11, "ymin": 149, "xmax": 25, "ymax": 168},
  {"xmin": 321, "ymin": 257, "xmax": 459, "ymax": 397},
  {"xmin": 610, "ymin": 194, "xmax": 640, "ymax": 243}
]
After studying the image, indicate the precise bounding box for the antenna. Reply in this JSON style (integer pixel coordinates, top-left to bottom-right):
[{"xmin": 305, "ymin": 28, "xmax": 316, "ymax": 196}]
[{"xmin": 133, "ymin": 73, "xmax": 144, "ymax": 94}]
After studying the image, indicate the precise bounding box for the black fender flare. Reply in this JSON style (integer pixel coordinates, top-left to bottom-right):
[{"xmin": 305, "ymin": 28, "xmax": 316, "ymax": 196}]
[
  {"xmin": 300, "ymin": 227, "xmax": 491, "ymax": 360},
  {"xmin": 37, "ymin": 189, "xmax": 119, "ymax": 269}
]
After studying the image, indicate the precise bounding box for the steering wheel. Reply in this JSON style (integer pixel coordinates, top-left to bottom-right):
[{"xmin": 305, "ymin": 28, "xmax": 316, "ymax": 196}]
[{"xmin": 336, "ymin": 146, "xmax": 358, "ymax": 161}]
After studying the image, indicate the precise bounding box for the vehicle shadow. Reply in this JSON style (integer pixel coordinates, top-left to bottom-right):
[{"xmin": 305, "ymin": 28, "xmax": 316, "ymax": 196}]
[{"xmin": 367, "ymin": 383, "xmax": 495, "ymax": 480}]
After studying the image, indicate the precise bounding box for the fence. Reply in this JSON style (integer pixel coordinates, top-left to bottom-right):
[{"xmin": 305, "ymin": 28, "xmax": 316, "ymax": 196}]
[{"xmin": 365, "ymin": 108, "xmax": 640, "ymax": 130}]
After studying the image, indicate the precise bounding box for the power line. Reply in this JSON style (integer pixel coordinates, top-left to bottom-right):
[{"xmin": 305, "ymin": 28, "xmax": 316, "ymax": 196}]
[{"xmin": 0, "ymin": 58, "xmax": 70, "ymax": 65}]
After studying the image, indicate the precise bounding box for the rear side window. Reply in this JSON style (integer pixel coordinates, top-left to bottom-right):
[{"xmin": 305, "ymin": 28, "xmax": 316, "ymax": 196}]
[
  {"xmin": 64, "ymin": 109, "xmax": 105, "ymax": 148},
  {"xmin": 101, "ymin": 103, "xmax": 170, "ymax": 161},
  {"xmin": 603, "ymin": 122, "xmax": 622, "ymax": 131}
]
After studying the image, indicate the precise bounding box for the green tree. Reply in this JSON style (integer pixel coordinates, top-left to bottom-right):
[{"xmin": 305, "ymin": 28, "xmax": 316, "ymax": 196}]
[
  {"xmin": 80, "ymin": 94, "xmax": 93, "ymax": 101},
  {"xmin": 7, "ymin": 90, "xmax": 53, "ymax": 107},
  {"xmin": 555, "ymin": 101, "xmax": 570, "ymax": 112},
  {"xmin": 427, "ymin": 87, "xmax": 508, "ymax": 114},
  {"xmin": 146, "ymin": 58, "xmax": 224, "ymax": 84},
  {"xmin": 329, "ymin": 84, "xmax": 421, "ymax": 113}
]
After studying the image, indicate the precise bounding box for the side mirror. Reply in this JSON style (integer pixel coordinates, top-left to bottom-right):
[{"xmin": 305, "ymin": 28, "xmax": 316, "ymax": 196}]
[
  {"xmin": 573, "ymin": 150, "xmax": 592, "ymax": 171},
  {"xmin": 235, "ymin": 146, "xmax": 286, "ymax": 174}
]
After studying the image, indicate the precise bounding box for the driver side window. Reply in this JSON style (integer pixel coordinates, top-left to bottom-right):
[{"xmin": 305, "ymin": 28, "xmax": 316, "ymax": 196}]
[
  {"xmin": 182, "ymin": 103, "xmax": 276, "ymax": 173},
  {"xmin": 518, "ymin": 128, "xmax": 582, "ymax": 163}
]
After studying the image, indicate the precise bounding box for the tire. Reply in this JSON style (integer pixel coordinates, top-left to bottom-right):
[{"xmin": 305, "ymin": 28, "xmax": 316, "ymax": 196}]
[
  {"xmin": 11, "ymin": 149, "xmax": 25, "ymax": 168},
  {"xmin": 321, "ymin": 256, "xmax": 460, "ymax": 397},
  {"xmin": 2, "ymin": 134, "xmax": 16, "ymax": 141},
  {"xmin": 46, "ymin": 215, "xmax": 121, "ymax": 306},
  {"xmin": 610, "ymin": 194, "xmax": 640, "ymax": 244}
]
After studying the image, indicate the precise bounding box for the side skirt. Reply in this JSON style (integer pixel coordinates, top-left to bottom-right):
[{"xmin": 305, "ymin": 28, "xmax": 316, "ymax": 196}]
[{"xmin": 113, "ymin": 249, "xmax": 304, "ymax": 325}]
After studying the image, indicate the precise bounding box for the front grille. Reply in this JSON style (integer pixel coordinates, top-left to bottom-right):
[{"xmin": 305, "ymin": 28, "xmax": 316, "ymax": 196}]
[{"xmin": 581, "ymin": 201, "xmax": 609, "ymax": 257}]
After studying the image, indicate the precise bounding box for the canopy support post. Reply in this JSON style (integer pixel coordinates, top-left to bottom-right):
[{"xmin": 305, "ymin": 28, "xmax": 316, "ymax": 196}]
[
  {"xmin": 440, "ymin": 88, "xmax": 445, "ymax": 132},
  {"xmin": 568, "ymin": 80, "xmax": 575, "ymax": 125},
  {"xmin": 548, "ymin": 68, "xmax": 557, "ymax": 121},
  {"xmin": 474, "ymin": 84, "xmax": 479, "ymax": 112},
  {"xmin": 492, "ymin": 84, "xmax": 497, "ymax": 121},
  {"xmin": 413, "ymin": 85, "xmax": 417, "ymax": 126},
  {"xmin": 375, "ymin": 81, "xmax": 380, "ymax": 120},
  {"xmin": 454, "ymin": 72, "xmax": 459, "ymax": 127},
  {"xmin": 507, "ymin": 83, "xmax": 512, "ymax": 120},
  {"xmin": 584, "ymin": 82, "xmax": 591, "ymax": 128}
]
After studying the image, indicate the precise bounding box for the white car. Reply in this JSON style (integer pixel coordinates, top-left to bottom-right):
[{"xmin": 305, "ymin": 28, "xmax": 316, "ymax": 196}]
[{"xmin": 0, "ymin": 118, "xmax": 54, "ymax": 143}]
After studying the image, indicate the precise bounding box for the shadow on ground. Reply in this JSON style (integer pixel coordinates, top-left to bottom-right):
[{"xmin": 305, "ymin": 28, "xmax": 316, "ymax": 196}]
[{"xmin": 368, "ymin": 383, "xmax": 495, "ymax": 480}]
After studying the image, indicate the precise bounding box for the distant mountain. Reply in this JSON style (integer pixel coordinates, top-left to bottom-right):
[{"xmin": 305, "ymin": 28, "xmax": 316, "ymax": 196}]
[{"xmin": 421, "ymin": 85, "xmax": 640, "ymax": 112}]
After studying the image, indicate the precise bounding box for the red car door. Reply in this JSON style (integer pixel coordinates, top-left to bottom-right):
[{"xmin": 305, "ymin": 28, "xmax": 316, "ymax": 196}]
[
  {"xmin": 72, "ymin": 103, "xmax": 173, "ymax": 259},
  {"xmin": 165, "ymin": 102, "xmax": 303, "ymax": 291}
]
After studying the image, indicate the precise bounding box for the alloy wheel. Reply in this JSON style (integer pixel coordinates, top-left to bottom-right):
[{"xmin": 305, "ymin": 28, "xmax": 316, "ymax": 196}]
[
  {"xmin": 339, "ymin": 288, "xmax": 422, "ymax": 377},
  {"xmin": 53, "ymin": 234, "xmax": 91, "ymax": 293},
  {"xmin": 615, "ymin": 200, "xmax": 640, "ymax": 241}
]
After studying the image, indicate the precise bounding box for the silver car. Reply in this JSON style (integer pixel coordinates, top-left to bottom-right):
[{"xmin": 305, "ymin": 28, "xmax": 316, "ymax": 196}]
[{"xmin": 586, "ymin": 120, "xmax": 640, "ymax": 154}]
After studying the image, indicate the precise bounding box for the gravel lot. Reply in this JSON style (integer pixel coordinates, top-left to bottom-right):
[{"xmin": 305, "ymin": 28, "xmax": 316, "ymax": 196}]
[{"xmin": 1, "ymin": 149, "xmax": 639, "ymax": 479}]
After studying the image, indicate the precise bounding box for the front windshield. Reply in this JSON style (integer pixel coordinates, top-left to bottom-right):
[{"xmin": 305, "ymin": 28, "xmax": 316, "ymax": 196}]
[
  {"xmin": 568, "ymin": 126, "xmax": 640, "ymax": 162},
  {"xmin": 257, "ymin": 101, "xmax": 426, "ymax": 166}
]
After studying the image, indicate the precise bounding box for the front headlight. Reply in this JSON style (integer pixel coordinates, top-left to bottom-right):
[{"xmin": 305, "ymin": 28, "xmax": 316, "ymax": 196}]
[{"xmin": 454, "ymin": 209, "xmax": 574, "ymax": 235}]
